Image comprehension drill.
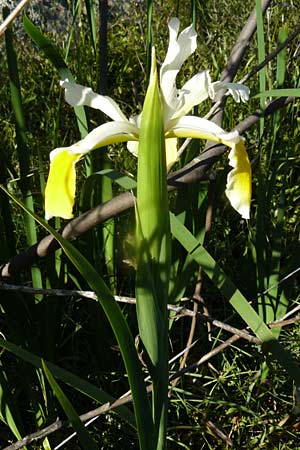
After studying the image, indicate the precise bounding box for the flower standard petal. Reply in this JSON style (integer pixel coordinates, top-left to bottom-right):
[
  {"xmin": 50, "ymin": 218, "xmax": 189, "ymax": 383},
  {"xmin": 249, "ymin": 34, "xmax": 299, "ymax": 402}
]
[
  {"xmin": 160, "ymin": 18, "xmax": 197, "ymax": 120},
  {"xmin": 160, "ymin": 18, "xmax": 197, "ymax": 80},
  {"xmin": 45, "ymin": 148, "xmax": 82, "ymax": 220},
  {"xmin": 167, "ymin": 71, "xmax": 211, "ymax": 122},
  {"xmin": 225, "ymin": 139, "xmax": 252, "ymax": 219},
  {"xmin": 60, "ymin": 80, "xmax": 128, "ymax": 122}
]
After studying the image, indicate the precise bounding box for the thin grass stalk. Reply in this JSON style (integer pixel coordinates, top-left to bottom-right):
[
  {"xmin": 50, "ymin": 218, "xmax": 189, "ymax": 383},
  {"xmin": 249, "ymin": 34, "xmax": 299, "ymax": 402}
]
[
  {"xmin": 264, "ymin": 26, "xmax": 289, "ymax": 335},
  {"xmin": 191, "ymin": 0, "xmax": 196, "ymax": 27},
  {"xmin": 267, "ymin": 25, "xmax": 287, "ymax": 170},
  {"xmin": 255, "ymin": 0, "xmax": 268, "ymax": 319},
  {"xmin": 0, "ymin": 155, "xmax": 16, "ymax": 258},
  {"xmin": 85, "ymin": 0, "xmax": 97, "ymax": 54},
  {"xmin": 255, "ymin": 0, "xmax": 266, "ymax": 136},
  {"xmin": 98, "ymin": 0, "xmax": 115, "ymax": 290},
  {"xmin": 146, "ymin": 0, "xmax": 153, "ymax": 78},
  {"xmin": 98, "ymin": 0, "xmax": 108, "ymax": 95},
  {"xmin": 64, "ymin": 0, "xmax": 81, "ymax": 62},
  {"xmin": 101, "ymin": 160, "xmax": 116, "ymax": 291},
  {"xmin": 4, "ymin": 7, "xmax": 42, "ymax": 294}
]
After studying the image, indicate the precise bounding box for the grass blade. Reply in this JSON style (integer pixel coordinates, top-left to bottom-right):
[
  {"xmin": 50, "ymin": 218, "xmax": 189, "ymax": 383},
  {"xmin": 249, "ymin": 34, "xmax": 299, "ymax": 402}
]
[
  {"xmin": 254, "ymin": 88, "xmax": 300, "ymax": 98},
  {"xmin": 255, "ymin": 0, "xmax": 266, "ymax": 136},
  {"xmin": 0, "ymin": 362, "xmax": 25, "ymax": 442},
  {"xmin": 42, "ymin": 360, "xmax": 99, "ymax": 450}
]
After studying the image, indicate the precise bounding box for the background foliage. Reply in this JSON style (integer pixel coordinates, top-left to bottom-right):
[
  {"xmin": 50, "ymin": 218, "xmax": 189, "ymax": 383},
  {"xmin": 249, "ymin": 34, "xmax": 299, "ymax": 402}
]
[{"xmin": 0, "ymin": 0, "xmax": 300, "ymax": 449}]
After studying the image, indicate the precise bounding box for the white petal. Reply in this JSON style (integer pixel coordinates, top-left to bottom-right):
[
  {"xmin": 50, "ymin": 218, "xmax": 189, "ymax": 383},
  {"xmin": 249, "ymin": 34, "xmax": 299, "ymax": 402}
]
[
  {"xmin": 166, "ymin": 116, "xmax": 240, "ymax": 145},
  {"xmin": 160, "ymin": 18, "xmax": 197, "ymax": 120},
  {"xmin": 210, "ymin": 81, "xmax": 250, "ymax": 103},
  {"xmin": 161, "ymin": 18, "xmax": 197, "ymax": 72},
  {"xmin": 129, "ymin": 113, "xmax": 142, "ymax": 128},
  {"xmin": 127, "ymin": 140, "xmax": 139, "ymax": 157},
  {"xmin": 60, "ymin": 80, "xmax": 128, "ymax": 122},
  {"xmin": 169, "ymin": 71, "xmax": 211, "ymax": 121},
  {"xmin": 69, "ymin": 121, "xmax": 139, "ymax": 154}
]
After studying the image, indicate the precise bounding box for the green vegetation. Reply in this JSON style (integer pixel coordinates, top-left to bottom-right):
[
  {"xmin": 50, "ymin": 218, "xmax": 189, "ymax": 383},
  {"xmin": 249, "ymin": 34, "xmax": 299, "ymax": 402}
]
[{"xmin": 0, "ymin": 1, "xmax": 299, "ymax": 449}]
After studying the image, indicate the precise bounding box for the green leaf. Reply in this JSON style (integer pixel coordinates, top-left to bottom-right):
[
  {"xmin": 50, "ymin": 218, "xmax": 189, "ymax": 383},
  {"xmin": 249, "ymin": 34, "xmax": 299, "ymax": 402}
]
[
  {"xmin": 0, "ymin": 362, "xmax": 25, "ymax": 442},
  {"xmin": 254, "ymin": 88, "xmax": 300, "ymax": 98},
  {"xmin": 136, "ymin": 50, "xmax": 170, "ymax": 367}
]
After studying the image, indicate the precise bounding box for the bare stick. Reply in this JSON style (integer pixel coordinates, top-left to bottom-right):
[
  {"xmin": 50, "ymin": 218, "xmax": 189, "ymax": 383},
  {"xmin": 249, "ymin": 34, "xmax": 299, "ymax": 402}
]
[
  {"xmin": 0, "ymin": 0, "xmax": 30, "ymax": 37},
  {"xmin": 0, "ymin": 282, "xmax": 260, "ymax": 344}
]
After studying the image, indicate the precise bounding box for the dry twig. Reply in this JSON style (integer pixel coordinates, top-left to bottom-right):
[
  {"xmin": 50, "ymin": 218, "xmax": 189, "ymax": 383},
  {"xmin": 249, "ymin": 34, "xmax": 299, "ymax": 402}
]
[{"xmin": 0, "ymin": 0, "xmax": 30, "ymax": 37}]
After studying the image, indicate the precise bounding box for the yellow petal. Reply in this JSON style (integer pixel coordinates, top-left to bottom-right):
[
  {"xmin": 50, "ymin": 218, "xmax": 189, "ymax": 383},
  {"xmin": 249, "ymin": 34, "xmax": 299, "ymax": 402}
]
[
  {"xmin": 165, "ymin": 137, "xmax": 178, "ymax": 169},
  {"xmin": 225, "ymin": 140, "xmax": 252, "ymax": 219},
  {"xmin": 45, "ymin": 149, "xmax": 82, "ymax": 220}
]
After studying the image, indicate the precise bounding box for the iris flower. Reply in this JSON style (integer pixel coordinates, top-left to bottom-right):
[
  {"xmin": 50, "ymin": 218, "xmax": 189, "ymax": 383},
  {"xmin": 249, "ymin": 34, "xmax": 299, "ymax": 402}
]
[{"xmin": 45, "ymin": 17, "xmax": 251, "ymax": 220}]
